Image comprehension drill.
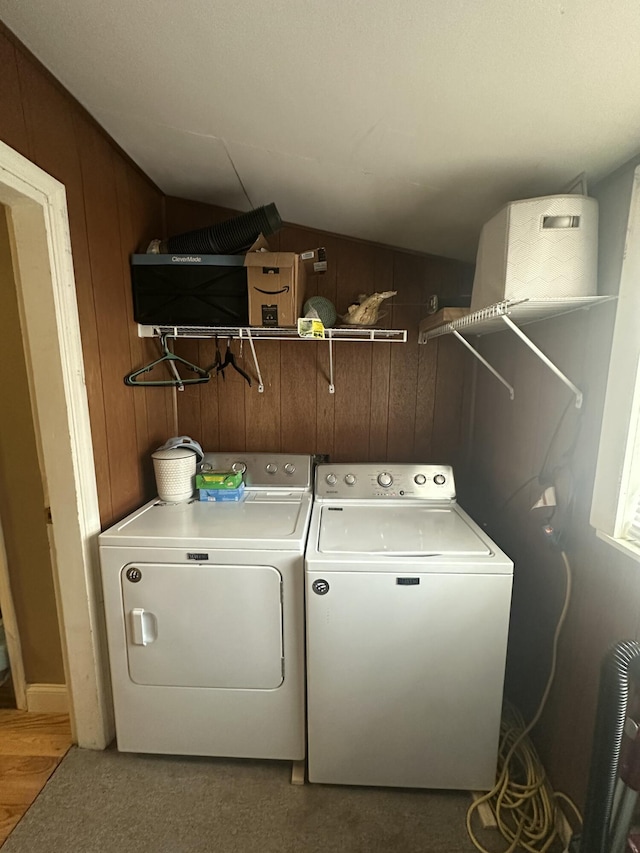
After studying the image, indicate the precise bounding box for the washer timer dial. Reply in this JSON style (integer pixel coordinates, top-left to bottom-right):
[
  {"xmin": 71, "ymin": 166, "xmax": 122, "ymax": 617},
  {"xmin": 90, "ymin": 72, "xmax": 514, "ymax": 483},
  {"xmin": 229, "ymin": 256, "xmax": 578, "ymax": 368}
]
[
  {"xmin": 377, "ymin": 472, "xmax": 393, "ymax": 488},
  {"xmin": 434, "ymin": 474, "xmax": 446, "ymax": 485}
]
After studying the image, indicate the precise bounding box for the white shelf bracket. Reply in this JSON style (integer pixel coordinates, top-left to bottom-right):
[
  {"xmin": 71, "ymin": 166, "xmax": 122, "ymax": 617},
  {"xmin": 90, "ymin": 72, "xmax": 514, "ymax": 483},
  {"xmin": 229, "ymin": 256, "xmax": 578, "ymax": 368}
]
[
  {"xmin": 500, "ymin": 315, "xmax": 583, "ymax": 408},
  {"xmin": 244, "ymin": 329, "xmax": 264, "ymax": 393},
  {"xmin": 328, "ymin": 335, "xmax": 335, "ymax": 394},
  {"xmin": 452, "ymin": 330, "xmax": 515, "ymax": 400}
]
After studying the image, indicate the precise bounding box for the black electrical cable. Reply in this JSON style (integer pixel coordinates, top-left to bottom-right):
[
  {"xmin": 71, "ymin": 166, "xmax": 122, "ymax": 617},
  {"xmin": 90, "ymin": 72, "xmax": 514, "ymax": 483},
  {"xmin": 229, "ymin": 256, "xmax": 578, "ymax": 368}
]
[{"xmin": 499, "ymin": 395, "xmax": 583, "ymax": 514}]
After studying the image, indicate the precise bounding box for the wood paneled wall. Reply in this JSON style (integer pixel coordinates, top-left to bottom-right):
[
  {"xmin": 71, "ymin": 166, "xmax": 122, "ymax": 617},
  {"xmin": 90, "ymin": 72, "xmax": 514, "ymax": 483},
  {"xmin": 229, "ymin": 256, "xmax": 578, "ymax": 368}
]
[
  {"xmin": 461, "ymin": 157, "xmax": 640, "ymax": 810},
  {"xmin": 0, "ymin": 25, "xmax": 175, "ymax": 683},
  {"xmin": 0, "ymin": 24, "xmax": 173, "ymax": 531},
  {"xmin": 166, "ymin": 198, "xmax": 475, "ymax": 463},
  {"xmin": 464, "ymin": 279, "xmax": 640, "ymax": 807}
]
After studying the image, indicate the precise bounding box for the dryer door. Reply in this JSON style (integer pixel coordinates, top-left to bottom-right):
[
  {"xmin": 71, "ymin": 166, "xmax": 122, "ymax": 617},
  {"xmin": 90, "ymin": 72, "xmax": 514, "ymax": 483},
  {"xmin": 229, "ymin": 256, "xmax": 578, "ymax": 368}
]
[{"xmin": 121, "ymin": 563, "xmax": 283, "ymax": 689}]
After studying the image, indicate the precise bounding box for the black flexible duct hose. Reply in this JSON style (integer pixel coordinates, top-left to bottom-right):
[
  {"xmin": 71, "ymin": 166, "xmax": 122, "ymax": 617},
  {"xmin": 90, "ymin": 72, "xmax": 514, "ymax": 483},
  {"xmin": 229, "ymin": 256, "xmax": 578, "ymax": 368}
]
[
  {"xmin": 580, "ymin": 640, "xmax": 640, "ymax": 853},
  {"xmin": 165, "ymin": 203, "xmax": 282, "ymax": 254}
]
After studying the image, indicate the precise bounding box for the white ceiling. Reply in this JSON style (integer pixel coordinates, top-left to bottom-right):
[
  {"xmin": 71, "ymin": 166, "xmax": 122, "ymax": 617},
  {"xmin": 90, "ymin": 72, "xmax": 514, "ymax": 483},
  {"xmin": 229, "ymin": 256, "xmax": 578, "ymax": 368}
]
[{"xmin": 2, "ymin": 0, "xmax": 640, "ymax": 261}]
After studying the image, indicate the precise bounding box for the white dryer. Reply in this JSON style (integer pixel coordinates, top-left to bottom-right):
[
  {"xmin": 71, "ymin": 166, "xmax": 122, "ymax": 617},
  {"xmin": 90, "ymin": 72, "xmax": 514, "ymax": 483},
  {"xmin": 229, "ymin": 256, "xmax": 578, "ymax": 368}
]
[
  {"xmin": 99, "ymin": 453, "xmax": 312, "ymax": 761},
  {"xmin": 305, "ymin": 463, "xmax": 513, "ymax": 790}
]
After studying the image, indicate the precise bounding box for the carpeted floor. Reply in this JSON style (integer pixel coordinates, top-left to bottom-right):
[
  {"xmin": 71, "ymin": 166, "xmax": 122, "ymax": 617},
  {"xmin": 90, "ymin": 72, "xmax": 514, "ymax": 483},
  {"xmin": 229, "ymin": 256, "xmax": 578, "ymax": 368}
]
[{"xmin": 1, "ymin": 746, "xmax": 503, "ymax": 852}]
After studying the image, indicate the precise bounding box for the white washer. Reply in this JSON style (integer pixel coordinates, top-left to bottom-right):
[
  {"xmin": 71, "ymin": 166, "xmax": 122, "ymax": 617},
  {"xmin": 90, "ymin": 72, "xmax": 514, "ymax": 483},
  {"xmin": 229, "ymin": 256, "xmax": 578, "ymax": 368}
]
[
  {"xmin": 305, "ymin": 463, "xmax": 513, "ymax": 790},
  {"xmin": 99, "ymin": 452, "xmax": 312, "ymax": 761}
]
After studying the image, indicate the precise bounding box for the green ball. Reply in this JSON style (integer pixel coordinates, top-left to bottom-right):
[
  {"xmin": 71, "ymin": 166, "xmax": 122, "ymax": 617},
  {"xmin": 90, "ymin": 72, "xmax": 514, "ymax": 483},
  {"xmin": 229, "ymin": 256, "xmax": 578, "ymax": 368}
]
[{"xmin": 303, "ymin": 296, "xmax": 337, "ymax": 328}]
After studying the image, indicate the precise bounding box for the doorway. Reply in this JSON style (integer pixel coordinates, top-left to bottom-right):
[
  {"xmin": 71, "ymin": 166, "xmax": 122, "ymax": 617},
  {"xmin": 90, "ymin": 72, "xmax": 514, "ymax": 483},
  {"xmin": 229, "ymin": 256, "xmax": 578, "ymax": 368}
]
[
  {"xmin": 0, "ymin": 140, "xmax": 112, "ymax": 747},
  {"xmin": 0, "ymin": 203, "xmax": 66, "ymax": 711}
]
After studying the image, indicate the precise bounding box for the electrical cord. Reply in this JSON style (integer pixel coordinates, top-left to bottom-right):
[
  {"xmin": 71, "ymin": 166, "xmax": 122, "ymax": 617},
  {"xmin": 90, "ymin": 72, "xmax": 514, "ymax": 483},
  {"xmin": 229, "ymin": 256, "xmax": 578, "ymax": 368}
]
[
  {"xmin": 500, "ymin": 397, "xmax": 582, "ymax": 514},
  {"xmin": 466, "ymin": 551, "xmax": 582, "ymax": 853}
]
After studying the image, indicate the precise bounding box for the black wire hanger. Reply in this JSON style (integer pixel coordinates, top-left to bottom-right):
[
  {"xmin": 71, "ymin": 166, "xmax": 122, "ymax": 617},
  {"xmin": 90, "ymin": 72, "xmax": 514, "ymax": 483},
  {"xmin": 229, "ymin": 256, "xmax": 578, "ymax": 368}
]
[{"xmin": 204, "ymin": 337, "xmax": 252, "ymax": 387}]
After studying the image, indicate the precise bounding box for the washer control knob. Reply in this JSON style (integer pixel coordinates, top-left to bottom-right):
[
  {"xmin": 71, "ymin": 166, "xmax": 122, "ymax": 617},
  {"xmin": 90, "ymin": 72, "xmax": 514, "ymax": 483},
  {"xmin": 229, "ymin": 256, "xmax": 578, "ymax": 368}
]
[
  {"xmin": 266, "ymin": 463, "xmax": 278, "ymax": 474},
  {"xmin": 284, "ymin": 463, "xmax": 296, "ymax": 475},
  {"xmin": 344, "ymin": 473, "xmax": 356, "ymax": 486},
  {"xmin": 231, "ymin": 462, "xmax": 247, "ymax": 474},
  {"xmin": 377, "ymin": 472, "xmax": 393, "ymax": 488},
  {"xmin": 325, "ymin": 473, "xmax": 337, "ymax": 486},
  {"xmin": 414, "ymin": 474, "xmax": 426, "ymax": 485},
  {"xmin": 434, "ymin": 474, "xmax": 446, "ymax": 485}
]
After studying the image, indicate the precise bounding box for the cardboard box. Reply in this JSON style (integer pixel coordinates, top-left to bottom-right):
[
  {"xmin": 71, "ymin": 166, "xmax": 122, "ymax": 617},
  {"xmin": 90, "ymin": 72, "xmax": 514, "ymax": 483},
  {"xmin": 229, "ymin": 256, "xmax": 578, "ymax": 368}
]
[
  {"xmin": 418, "ymin": 308, "xmax": 469, "ymax": 336},
  {"xmin": 245, "ymin": 248, "xmax": 326, "ymax": 327}
]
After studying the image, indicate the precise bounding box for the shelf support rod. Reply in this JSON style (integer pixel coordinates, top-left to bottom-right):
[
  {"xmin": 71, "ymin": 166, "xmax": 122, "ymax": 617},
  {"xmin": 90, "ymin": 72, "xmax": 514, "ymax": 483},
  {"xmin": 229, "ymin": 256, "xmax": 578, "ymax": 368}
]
[
  {"xmin": 328, "ymin": 335, "xmax": 335, "ymax": 394},
  {"xmin": 500, "ymin": 316, "xmax": 583, "ymax": 408},
  {"xmin": 162, "ymin": 335, "xmax": 184, "ymax": 391},
  {"xmin": 167, "ymin": 359, "xmax": 184, "ymax": 391},
  {"xmin": 452, "ymin": 330, "xmax": 515, "ymax": 400},
  {"xmin": 245, "ymin": 329, "xmax": 264, "ymax": 393}
]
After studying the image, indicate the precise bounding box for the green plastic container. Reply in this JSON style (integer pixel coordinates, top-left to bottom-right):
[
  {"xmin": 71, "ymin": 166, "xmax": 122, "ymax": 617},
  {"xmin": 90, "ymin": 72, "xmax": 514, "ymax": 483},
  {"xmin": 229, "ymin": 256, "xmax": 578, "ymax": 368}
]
[{"xmin": 195, "ymin": 471, "xmax": 243, "ymax": 490}]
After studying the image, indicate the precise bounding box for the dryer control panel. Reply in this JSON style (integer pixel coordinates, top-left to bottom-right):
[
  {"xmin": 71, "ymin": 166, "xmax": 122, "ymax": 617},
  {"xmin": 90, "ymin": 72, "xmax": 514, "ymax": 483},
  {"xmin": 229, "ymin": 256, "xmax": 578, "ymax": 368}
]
[
  {"xmin": 315, "ymin": 464, "xmax": 456, "ymax": 501},
  {"xmin": 201, "ymin": 452, "xmax": 312, "ymax": 490}
]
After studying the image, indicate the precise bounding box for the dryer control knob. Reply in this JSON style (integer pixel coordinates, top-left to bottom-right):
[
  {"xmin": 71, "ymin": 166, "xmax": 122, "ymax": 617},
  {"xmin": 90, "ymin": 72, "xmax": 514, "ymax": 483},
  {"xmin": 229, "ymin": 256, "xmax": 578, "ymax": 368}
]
[
  {"xmin": 434, "ymin": 474, "xmax": 446, "ymax": 485},
  {"xmin": 377, "ymin": 472, "xmax": 393, "ymax": 488},
  {"xmin": 344, "ymin": 473, "xmax": 356, "ymax": 486},
  {"xmin": 325, "ymin": 473, "xmax": 338, "ymax": 486},
  {"xmin": 284, "ymin": 463, "xmax": 296, "ymax": 475},
  {"xmin": 266, "ymin": 463, "xmax": 278, "ymax": 474},
  {"xmin": 232, "ymin": 462, "xmax": 247, "ymax": 474},
  {"xmin": 414, "ymin": 474, "xmax": 426, "ymax": 485}
]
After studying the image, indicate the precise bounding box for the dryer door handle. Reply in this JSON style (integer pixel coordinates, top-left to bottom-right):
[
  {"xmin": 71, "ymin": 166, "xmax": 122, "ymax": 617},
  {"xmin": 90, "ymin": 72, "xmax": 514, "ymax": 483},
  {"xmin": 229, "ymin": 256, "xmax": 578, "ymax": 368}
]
[{"xmin": 130, "ymin": 608, "xmax": 157, "ymax": 646}]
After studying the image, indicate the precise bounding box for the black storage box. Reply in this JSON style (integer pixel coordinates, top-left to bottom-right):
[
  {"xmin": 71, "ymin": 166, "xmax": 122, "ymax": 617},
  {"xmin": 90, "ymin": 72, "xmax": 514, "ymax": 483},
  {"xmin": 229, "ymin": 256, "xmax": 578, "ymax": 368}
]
[{"xmin": 131, "ymin": 254, "xmax": 249, "ymax": 326}]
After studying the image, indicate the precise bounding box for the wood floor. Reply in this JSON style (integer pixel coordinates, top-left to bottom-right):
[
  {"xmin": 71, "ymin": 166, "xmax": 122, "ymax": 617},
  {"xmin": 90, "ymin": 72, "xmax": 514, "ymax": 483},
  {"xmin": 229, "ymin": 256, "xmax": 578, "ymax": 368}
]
[{"xmin": 0, "ymin": 710, "xmax": 72, "ymax": 846}]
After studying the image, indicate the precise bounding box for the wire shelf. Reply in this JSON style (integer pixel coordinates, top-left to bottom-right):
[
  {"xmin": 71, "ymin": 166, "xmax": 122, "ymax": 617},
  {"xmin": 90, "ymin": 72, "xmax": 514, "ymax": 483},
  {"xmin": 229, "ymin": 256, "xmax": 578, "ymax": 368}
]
[
  {"xmin": 138, "ymin": 324, "xmax": 407, "ymax": 343},
  {"xmin": 419, "ymin": 296, "xmax": 615, "ymax": 342},
  {"xmin": 418, "ymin": 295, "xmax": 617, "ymax": 408},
  {"xmin": 136, "ymin": 324, "xmax": 407, "ymax": 394}
]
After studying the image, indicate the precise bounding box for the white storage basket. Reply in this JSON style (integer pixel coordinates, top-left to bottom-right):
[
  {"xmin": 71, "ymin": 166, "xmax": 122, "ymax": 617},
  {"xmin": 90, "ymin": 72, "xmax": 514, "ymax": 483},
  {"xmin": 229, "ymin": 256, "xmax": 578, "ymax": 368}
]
[{"xmin": 470, "ymin": 194, "xmax": 598, "ymax": 312}]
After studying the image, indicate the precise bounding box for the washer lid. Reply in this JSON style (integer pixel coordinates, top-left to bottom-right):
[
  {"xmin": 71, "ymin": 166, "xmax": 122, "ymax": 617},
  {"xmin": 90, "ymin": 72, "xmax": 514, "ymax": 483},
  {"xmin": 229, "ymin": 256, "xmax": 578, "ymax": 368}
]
[{"xmin": 317, "ymin": 505, "xmax": 492, "ymax": 555}]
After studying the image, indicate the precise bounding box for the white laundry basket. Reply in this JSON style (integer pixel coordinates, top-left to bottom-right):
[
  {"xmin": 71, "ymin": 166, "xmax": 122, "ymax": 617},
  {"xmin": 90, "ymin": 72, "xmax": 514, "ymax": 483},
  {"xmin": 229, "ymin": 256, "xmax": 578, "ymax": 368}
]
[{"xmin": 152, "ymin": 447, "xmax": 197, "ymax": 502}]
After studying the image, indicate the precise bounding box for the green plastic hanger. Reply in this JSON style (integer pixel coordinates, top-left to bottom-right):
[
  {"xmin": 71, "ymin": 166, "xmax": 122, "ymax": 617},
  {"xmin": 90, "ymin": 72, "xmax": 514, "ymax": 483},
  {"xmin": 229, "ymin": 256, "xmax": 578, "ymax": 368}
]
[{"xmin": 124, "ymin": 335, "xmax": 210, "ymax": 389}]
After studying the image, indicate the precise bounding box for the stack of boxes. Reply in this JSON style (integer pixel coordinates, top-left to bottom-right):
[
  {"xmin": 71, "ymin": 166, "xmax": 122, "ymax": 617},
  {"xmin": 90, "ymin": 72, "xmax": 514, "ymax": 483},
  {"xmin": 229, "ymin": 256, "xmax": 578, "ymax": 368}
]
[{"xmin": 131, "ymin": 241, "xmax": 327, "ymax": 330}]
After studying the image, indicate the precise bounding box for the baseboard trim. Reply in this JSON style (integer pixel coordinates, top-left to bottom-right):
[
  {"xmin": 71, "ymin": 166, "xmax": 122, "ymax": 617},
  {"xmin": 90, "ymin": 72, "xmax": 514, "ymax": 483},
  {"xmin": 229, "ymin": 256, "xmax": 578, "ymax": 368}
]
[{"xmin": 26, "ymin": 683, "xmax": 69, "ymax": 714}]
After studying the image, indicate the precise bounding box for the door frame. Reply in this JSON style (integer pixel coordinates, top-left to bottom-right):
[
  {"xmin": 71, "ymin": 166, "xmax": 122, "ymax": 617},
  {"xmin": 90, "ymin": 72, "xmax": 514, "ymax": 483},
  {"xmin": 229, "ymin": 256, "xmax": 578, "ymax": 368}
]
[{"xmin": 0, "ymin": 140, "xmax": 112, "ymax": 747}]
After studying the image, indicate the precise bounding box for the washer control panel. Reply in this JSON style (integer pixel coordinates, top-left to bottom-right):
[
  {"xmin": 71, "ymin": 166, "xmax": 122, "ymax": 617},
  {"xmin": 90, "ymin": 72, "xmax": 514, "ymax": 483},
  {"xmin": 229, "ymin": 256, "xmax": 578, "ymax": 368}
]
[
  {"xmin": 316, "ymin": 464, "xmax": 455, "ymax": 500},
  {"xmin": 200, "ymin": 452, "xmax": 311, "ymax": 489}
]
